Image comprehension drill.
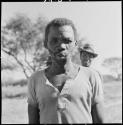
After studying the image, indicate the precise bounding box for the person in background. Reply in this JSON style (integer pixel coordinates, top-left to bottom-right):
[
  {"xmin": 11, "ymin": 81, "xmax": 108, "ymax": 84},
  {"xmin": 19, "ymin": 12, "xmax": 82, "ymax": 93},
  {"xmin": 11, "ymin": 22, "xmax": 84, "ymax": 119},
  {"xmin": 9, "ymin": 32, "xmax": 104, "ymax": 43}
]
[
  {"xmin": 78, "ymin": 42, "xmax": 98, "ymax": 67},
  {"xmin": 27, "ymin": 18, "xmax": 105, "ymax": 124},
  {"xmin": 78, "ymin": 40, "xmax": 103, "ymax": 82}
]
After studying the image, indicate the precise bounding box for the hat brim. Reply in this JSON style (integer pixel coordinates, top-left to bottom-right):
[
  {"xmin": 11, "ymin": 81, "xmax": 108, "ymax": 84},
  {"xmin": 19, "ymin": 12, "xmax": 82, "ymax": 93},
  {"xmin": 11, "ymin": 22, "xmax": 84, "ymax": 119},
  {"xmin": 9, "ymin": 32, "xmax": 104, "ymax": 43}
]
[{"xmin": 80, "ymin": 50, "xmax": 98, "ymax": 58}]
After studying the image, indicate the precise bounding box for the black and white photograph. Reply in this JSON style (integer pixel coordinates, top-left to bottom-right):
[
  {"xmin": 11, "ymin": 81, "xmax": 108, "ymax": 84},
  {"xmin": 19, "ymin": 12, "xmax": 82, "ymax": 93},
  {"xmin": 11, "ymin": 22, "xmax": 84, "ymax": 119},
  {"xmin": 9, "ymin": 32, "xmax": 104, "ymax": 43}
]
[{"xmin": 1, "ymin": 1, "xmax": 122, "ymax": 124}]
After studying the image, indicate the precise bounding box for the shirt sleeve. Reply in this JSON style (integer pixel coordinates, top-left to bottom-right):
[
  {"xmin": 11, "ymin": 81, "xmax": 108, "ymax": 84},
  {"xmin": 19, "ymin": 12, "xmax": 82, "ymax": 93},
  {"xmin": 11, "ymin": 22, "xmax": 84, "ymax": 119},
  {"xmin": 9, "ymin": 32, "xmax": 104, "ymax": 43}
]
[
  {"xmin": 96, "ymin": 71, "xmax": 104, "ymax": 83},
  {"xmin": 91, "ymin": 71, "xmax": 104, "ymax": 106},
  {"xmin": 27, "ymin": 74, "xmax": 38, "ymax": 107}
]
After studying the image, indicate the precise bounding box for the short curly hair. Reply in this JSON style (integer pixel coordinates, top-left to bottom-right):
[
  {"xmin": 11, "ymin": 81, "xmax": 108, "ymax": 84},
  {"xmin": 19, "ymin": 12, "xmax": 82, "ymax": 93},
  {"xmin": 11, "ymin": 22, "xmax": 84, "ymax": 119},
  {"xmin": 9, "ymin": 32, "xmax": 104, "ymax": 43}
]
[{"xmin": 44, "ymin": 18, "xmax": 78, "ymax": 48}]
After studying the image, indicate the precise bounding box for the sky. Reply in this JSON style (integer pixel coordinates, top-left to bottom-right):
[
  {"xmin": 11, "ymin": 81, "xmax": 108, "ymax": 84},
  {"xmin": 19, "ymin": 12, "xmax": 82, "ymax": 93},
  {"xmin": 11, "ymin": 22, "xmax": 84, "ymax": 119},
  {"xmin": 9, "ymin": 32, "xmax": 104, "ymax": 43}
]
[{"xmin": 1, "ymin": 2, "xmax": 122, "ymax": 73}]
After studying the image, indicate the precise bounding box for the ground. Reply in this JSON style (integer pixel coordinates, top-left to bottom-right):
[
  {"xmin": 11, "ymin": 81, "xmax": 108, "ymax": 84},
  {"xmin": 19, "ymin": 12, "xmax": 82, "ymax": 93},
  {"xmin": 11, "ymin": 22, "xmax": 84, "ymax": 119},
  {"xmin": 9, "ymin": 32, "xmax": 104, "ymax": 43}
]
[{"xmin": 2, "ymin": 81, "xmax": 122, "ymax": 124}]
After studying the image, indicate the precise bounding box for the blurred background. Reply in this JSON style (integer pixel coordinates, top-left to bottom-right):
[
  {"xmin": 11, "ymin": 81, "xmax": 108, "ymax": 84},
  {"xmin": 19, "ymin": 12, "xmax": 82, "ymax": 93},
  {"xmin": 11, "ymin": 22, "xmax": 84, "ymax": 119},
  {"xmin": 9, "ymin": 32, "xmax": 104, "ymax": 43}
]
[{"xmin": 1, "ymin": 2, "xmax": 122, "ymax": 124}]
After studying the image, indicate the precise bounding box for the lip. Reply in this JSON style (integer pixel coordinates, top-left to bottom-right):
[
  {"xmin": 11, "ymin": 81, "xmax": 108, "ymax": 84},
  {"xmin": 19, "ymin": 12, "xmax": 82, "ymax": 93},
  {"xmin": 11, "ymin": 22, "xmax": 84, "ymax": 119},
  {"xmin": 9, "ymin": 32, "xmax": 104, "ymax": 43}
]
[
  {"xmin": 55, "ymin": 51, "xmax": 67, "ymax": 58},
  {"xmin": 55, "ymin": 50, "xmax": 66, "ymax": 54},
  {"xmin": 56, "ymin": 53, "xmax": 66, "ymax": 57}
]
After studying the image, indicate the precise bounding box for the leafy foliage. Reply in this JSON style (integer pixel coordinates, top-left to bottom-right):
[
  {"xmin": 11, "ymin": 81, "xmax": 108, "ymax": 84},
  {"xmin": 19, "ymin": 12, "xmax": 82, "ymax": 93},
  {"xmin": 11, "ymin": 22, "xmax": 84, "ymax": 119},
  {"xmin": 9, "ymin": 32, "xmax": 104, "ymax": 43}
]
[
  {"xmin": 102, "ymin": 57, "xmax": 122, "ymax": 80},
  {"xmin": 1, "ymin": 13, "xmax": 49, "ymax": 78},
  {"xmin": 1, "ymin": 57, "xmax": 18, "ymax": 71}
]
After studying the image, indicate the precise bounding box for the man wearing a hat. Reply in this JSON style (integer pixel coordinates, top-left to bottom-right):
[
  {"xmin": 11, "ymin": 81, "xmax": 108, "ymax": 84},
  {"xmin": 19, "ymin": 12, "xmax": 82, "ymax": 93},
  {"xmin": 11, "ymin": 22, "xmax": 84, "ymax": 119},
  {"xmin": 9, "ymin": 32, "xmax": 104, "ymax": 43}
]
[
  {"xmin": 78, "ymin": 43, "xmax": 98, "ymax": 67},
  {"xmin": 78, "ymin": 41, "xmax": 103, "ymax": 81}
]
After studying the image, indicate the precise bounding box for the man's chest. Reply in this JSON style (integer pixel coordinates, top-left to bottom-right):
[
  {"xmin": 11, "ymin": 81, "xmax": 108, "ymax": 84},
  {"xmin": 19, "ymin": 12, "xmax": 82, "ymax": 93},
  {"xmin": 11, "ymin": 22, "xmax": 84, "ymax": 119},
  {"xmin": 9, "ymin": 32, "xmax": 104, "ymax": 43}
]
[
  {"xmin": 35, "ymin": 75, "xmax": 93, "ymax": 107},
  {"xmin": 48, "ymin": 74, "xmax": 69, "ymax": 91}
]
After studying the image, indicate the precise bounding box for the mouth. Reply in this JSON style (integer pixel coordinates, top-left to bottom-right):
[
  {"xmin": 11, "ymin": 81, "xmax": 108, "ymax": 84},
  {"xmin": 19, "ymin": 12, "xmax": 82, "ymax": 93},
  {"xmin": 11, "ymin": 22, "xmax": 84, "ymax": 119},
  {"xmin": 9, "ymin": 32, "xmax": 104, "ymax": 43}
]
[
  {"xmin": 54, "ymin": 51, "xmax": 67, "ymax": 59},
  {"xmin": 56, "ymin": 53, "xmax": 66, "ymax": 58}
]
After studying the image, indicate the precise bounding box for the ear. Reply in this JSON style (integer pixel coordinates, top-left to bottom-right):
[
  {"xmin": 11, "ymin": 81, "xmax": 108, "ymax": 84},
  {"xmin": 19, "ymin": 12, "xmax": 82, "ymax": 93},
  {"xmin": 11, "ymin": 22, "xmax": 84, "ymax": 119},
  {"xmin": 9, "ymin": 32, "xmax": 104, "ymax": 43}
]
[{"xmin": 44, "ymin": 39, "xmax": 48, "ymax": 49}]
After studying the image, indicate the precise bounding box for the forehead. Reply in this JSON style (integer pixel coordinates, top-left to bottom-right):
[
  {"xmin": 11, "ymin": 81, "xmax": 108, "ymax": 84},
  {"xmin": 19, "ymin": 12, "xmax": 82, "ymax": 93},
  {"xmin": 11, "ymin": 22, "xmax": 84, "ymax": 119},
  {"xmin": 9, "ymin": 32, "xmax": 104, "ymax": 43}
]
[{"xmin": 48, "ymin": 25, "xmax": 75, "ymax": 39}]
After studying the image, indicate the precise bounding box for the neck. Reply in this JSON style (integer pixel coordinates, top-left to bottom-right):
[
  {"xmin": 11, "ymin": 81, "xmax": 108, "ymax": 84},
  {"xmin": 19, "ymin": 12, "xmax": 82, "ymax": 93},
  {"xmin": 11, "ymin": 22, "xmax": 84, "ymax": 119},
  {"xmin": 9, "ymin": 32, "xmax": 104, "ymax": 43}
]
[{"xmin": 50, "ymin": 57, "xmax": 74, "ymax": 75}]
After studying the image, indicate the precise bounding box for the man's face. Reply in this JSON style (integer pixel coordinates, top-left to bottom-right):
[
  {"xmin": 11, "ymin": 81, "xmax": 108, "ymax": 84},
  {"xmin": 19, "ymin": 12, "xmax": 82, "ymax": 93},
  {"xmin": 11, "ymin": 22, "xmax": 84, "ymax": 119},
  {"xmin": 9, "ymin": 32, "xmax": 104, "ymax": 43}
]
[
  {"xmin": 80, "ymin": 51, "xmax": 94, "ymax": 67},
  {"xmin": 47, "ymin": 25, "xmax": 76, "ymax": 62}
]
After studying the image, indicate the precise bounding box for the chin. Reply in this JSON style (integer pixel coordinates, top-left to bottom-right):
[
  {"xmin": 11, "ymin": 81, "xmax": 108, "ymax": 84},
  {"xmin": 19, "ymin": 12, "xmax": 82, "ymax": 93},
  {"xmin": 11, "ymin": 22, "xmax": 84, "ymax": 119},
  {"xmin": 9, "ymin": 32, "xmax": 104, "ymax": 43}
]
[
  {"xmin": 82, "ymin": 63, "xmax": 88, "ymax": 67},
  {"xmin": 58, "ymin": 57, "xmax": 66, "ymax": 61},
  {"xmin": 86, "ymin": 64, "xmax": 91, "ymax": 67},
  {"xmin": 55, "ymin": 57, "xmax": 67, "ymax": 63}
]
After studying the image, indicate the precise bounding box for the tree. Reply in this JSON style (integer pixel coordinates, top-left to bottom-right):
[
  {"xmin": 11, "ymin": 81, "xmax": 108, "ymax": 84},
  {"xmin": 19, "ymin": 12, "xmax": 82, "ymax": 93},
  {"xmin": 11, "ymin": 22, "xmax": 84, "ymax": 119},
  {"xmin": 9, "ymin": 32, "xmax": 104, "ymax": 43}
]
[
  {"xmin": 1, "ymin": 13, "xmax": 49, "ymax": 78},
  {"xmin": 102, "ymin": 57, "xmax": 122, "ymax": 80},
  {"xmin": 1, "ymin": 57, "xmax": 18, "ymax": 71}
]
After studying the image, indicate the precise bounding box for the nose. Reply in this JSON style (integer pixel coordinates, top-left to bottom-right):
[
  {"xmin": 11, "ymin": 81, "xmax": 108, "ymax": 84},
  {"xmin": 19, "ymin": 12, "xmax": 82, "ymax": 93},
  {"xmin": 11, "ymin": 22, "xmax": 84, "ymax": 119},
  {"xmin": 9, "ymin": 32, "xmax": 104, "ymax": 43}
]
[{"xmin": 60, "ymin": 43, "xmax": 66, "ymax": 49}]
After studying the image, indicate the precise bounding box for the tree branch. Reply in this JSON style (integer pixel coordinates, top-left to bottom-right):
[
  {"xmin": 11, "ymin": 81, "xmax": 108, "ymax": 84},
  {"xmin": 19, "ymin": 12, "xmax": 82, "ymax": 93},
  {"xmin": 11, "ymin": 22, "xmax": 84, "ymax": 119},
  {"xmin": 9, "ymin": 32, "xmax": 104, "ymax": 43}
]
[
  {"xmin": 2, "ymin": 48, "xmax": 29, "ymax": 79},
  {"xmin": 21, "ymin": 43, "xmax": 36, "ymax": 72}
]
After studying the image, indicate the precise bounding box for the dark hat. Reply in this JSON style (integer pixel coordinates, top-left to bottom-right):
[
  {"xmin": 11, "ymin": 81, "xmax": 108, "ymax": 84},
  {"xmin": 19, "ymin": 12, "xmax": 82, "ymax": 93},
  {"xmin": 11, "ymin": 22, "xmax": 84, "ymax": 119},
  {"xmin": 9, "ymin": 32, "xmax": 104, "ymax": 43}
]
[{"xmin": 79, "ymin": 43, "xmax": 98, "ymax": 58}]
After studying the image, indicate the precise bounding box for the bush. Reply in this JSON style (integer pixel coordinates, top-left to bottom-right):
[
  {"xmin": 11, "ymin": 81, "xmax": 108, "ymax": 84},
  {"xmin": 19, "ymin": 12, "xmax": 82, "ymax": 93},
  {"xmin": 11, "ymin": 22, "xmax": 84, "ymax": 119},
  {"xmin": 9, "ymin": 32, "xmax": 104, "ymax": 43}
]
[
  {"xmin": 103, "ymin": 75, "xmax": 119, "ymax": 83},
  {"xmin": 2, "ymin": 79, "xmax": 27, "ymax": 87},
  {"xmin": 2, "ymin": 85, "xmax": 27, "ymax": 99}
]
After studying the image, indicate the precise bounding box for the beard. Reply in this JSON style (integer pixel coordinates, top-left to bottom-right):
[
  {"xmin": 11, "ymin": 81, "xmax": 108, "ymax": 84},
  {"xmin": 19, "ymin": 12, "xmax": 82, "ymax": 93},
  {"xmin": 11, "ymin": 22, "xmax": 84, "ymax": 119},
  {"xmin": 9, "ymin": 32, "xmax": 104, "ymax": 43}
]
[
  {"xmin": 54, "ymin": 52, "xmax": 68, "ymax": 65},
  {"xmin": 49, "ymin": 50, "xmax": 71, "ymax": 65}
]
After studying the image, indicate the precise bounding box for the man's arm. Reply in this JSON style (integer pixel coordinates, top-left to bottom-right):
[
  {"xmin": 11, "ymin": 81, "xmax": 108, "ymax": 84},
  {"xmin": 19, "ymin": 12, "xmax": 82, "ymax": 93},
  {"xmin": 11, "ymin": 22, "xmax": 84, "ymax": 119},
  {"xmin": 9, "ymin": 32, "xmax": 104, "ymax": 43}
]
[
  {"xmin": 91, "ymin": 70, "xmax": 106, "ymax": 123},
  {"xmin": 28, "ymin": 104, "xmax": 40, "ymax": 124},
  {"xmin": 91, "ymin": 101, "xmax": 105, "ymax": 123}
]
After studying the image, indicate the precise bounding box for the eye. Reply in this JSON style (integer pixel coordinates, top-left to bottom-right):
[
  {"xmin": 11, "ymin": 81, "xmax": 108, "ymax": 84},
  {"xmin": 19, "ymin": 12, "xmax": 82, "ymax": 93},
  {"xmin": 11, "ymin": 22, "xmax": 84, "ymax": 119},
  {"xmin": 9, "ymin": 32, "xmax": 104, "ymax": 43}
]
[
  {"xmin": 50, "ymin": 38, "xmax": 58, "ymax": 45},
  {"xmin": 66, "ymin": 39, "xmax": 72, "ymax": 43},
  {"xmin": 63, "ymin": 38, "xmax": 72, "ymax": 44},
  {"xmin": 90, "ymin": 55, "xmax": 94, "ymax": 58}
]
